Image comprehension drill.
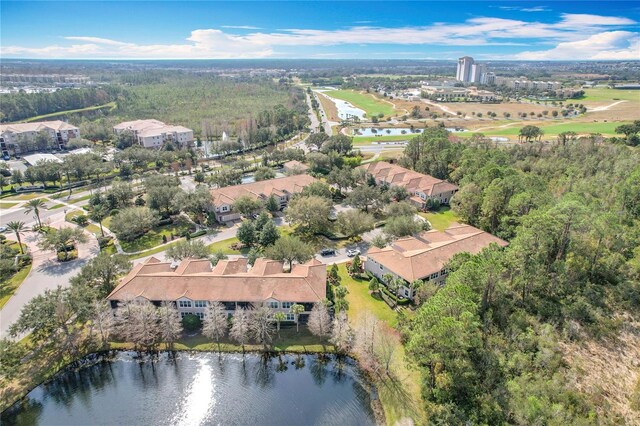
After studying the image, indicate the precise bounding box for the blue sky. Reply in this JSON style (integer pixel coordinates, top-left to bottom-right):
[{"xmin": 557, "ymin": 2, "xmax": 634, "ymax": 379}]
[{"xmin": 1, "ymin": 1, "xmax": 638, "ymax": 60}]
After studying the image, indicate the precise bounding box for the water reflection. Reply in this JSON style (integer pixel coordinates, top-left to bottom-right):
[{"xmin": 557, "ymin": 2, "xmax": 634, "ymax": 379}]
[{"xmin": 2, "ymin": 352, "xmax": 375, "ymax": 426}]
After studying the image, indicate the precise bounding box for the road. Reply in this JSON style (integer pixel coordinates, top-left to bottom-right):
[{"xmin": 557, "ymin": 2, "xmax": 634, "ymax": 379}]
[{"xmin": 0, "ymin": 214, "xmax": 100, "ymax": 339}]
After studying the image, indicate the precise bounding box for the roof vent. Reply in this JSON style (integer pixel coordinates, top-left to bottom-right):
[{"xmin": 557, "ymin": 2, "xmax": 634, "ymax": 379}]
[{"xmin": 170, "ymin": 261, "xmax": 180, "ymax": 270}]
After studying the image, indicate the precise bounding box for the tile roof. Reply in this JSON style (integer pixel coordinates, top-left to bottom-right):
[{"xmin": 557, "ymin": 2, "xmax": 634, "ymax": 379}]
[
  {"xmin": 366, "ymin": 223, "xmax": 508, "ymax": 282},
  {"xmin": 210, "ymin": 174, "xmax": 318, "ymax": 207},
  {"xmin": 283, "ymin": 160, "xmax": 309, "ymax": 171},
  {"xmin": 359, "ymin": 161, "xmax": 458, "ymax": 196},
  {"xmin": 108, "ymin": 257, "xmax": 327, "ymax": 303},
  {"xmin": 0, "ymin": 120, "xmax": 78, "ymax": 133},
  {"xmin": 113, "ymin": 119, "xmax": 192, "ymax": 137}
]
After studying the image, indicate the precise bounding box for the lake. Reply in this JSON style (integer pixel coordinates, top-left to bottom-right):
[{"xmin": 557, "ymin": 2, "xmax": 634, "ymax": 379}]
[{"xmin": 2, "ymin": 352, "xmax": 376, "ymax": 426}]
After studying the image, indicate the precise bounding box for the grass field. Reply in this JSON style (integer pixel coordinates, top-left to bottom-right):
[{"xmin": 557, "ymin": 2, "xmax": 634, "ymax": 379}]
[
  {"xmin": 419, "ymin": 207, "xmax": 461, "ymax": 231},
  {"xmin": 0, "ymin": 264, "xmax": 32, "ymax": 308},
  {"xmin": 580, "ymin": 88, "xmax": 640, "ymax": 102},
  {"xmin": 120, "ymin": 222, "xmax": 191, "ymax": 253},
  {"xmin": 477, "ymin": 120, "xmax": 631, "ymax": 136},
  {"xmin": 0, "ymin": 202, "xmax": 19, "ymax": 209},
  {"xmin": 206, "ymin": 236, "xmax": 245, "ymax": 254},
  {"xmin": 353, "ymin": 135, "xmax": 411, "ymax": 144},
  {"xmin": 325, "ymin": 89, "xmax": 396, "ymax": 118}
]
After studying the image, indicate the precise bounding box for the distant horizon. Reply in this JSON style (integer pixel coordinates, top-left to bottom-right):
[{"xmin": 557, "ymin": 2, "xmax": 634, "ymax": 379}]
[{"xmin": 1, "ymin": 1, "xmax": 638, "ymax": 61}]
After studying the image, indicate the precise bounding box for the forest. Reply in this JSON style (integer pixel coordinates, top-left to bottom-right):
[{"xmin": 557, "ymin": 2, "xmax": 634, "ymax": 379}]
[{"xmin": 399, "ymin": 128, "xmax": 640, "ymax": 424}]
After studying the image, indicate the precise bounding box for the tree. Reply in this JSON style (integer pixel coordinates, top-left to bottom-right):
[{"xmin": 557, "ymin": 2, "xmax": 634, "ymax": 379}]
[
  {"xmin": 38, "ymin": 226, "xmax": 87, "ymax": 261},
  {"xmin": 258, "ymin": 219, "xmax": 280, "ymax": 246},
  {"xmin": 330, "ymin": 311, "xmax": 353, "ymax": 354},
  {"xmin": 254, "ymin": 167, "xmax": 276, "ymax": 181},
  {"xmin": 385, "ymin": 201, "xmax": 417, "ymax": 218},
  {"xmin": 285, "ymin": 195, "xmax": 332, "ymax": 234},
  {"xmin": 230, "ymin": 308, "xmax": 251, "ymax": 353},
  {"xmin": 346, "ymin": 185, "xmax": 388, "ymax": 213},
  {"xmin": 90, "ymin": 300, "xmax": 115, "ymax": 349},
  {"xmin": 166, "ymin": 239, "xmax": 209, "ymax": 261},
  {"xmin": 6, "ymin": 221, "xmax": 26, "ymax": 254},
  {"xmin": 291, "ymin": 304, "xmax": 305, "ymax": 332},
  {"xmin": 384, "ymin": 215, "xmax": 426, "ymax": 238},
  {"xmin": 145, "ymin": 174, "xmax": 181, "ymax": 215},
  {"xmin": 368, "ymin": 277, "xmax": 380, "ymax": 295},
  {"xmin": 264, "ymin": 235, "xmax": 314, "ymax": 271},
  {"xmin": 110, "ymin": 206, "xmax": 158, "ymax": 242},
  {"xmin": 334, "ymin": 286, "xmax": 349, "ymax": 313},
  {"xmin": 308, "ymin": 302, "xmax": 332, "ymax": 339},
  {"xmin": 237, "ymin": 220, "xmax": 257, "ymax": 247},
  {"xmin": 321, "ymin": 134, "xmax": 353, "ymax": 155},
  {"xmin": 203, "ymin": 302, "xmax": 228, "ymax": 349},
  {"xmin": 301, "ymin": 181, "xmax": 333, "ymax": 199},
  {"xmin": 265, "ymin": 194, "xmax": 280, "ymax": 212},
  {"xmin": 157, "ymin": 301, "xmax": 183, "ymax": 350},
  {"xmin": 251, "ymin": 306, "xmax": 275, "ymax": 351},
  {"xmin": 107, "ymin": 182, "xmax": 134, "ymax": 209},
  {"xmin": 327, "ymin": 167, "xmax": 355, "ymax": 195},
  {"xmin": 174, "ymin": 186, "xmax": 212, "ymax": 224},
  {"xmin": 335, "ymin": 210, "xmax": 375, "ymax": 238},
  {"xmin": 0, "ymin": 339, "xmax": 28, "ymax": 380},
  {"xmin": 451, "ymin": 183, "xmax": 483, "ymax": 226},
  {"xmin": 70, "ymin": 253, "xmax": 131, "ymax": 297},
  {"xmin": 233, "ymin": 195, "xmax": 263, "ymax": 217},
  {"xmin": 306, "ymin": 132, "xmax": 329, "ymax": 150},
  {"xmin": 273, "ymin": 311, "xmax": 286, "ymax": 336},
  {"xmin": 349, "ymin": 254, "xmax": 362, "ymax": 276},
  {"xmin": 24, "ymin": 198, "xmax": 46, "ymax": 229},
  {"xmin": 327, "ymin": 263, "xmax": 341, "ymax": 285},
  {"xmin": 518, "ymin": 125, "xmax": 544, "ymax": 143}
]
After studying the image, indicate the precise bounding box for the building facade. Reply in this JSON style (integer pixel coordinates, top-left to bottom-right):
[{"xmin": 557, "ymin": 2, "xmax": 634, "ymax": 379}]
[
  {"xmin": 364, "ymin": 224, "xmax": 508, "ymax": 299},
  {"xmin": 456, "ymin": 56, "xmax": 474, "ymax": 82},
  {"xmin": 0, "ymin": 121, "xmax": 80, "ymax": 157},
  {"xmin": 210, "ymin": 174, "xmax": 318, "ymax": 222},
  {"xmin": 359, "ymin": 161, "xmax": 458, "ymax": 208},
  {"xmin": 113, "ymin": 119, "xmax": 194, "ymax": 149},
  {"xmin": 108, "ymin": 257, "xmax": 327, "ymax": 322}
]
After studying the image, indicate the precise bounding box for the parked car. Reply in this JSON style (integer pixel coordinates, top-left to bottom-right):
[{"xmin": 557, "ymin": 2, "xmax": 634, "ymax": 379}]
[
  {"xmin": 0, "ymin": 226, "xmax": 7, "ymax": 233},
  {"xmin": 346, "ymin": 248, "xmax": 361, "ymax": 257},
  {"xmin": 320, "ymin": 248, "xmax": 336, "ymax": 256}
]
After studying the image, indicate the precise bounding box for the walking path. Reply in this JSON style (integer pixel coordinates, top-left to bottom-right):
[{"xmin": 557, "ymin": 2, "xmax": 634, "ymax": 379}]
[{"xmin": 589, "ymin": 100, "xmax": 627, "ymax": 112}]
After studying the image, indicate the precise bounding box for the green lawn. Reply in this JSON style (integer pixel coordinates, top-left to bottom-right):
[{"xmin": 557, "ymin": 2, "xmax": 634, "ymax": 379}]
[
  {"xmin": 419, "ymin": 207, "xmax": 461, "ymax": 231},
  {"xmin": 580, "ymin": 88, "xmax": 640, "ymax": 102},
  {"xmin": 340, "ymin": 264, "xmax": 397, "ymax": 327},
  {"xmin": 0, "ymin": 202, "xmax": 19, "ymax": 209},
  {"xmin": 120, "ymin": 222, "xmax": 191, "ymax": 253},
  {"xmin": 206, "ymin": 236, "xmax": 245, "ymax": 254},
  {"xmin": 47, "ymin": 203, "xmax": 65, "ymax": 210},
  {"xmin": 353, "ymin": 135, "xmax": 412, "ymax": 144},
  {"xmin": 0, "ymin": 264, "xmax": 32, "ymax": 308},
  {"xmin": 19, "ymin": 101, "xmax": 117, "ymax": 123},
  {"xmin": 477, "ymin": 120, "xmax": 631, "ymax": 137},
  {"xmin": 325, "ymin": 89, "xmax": 395, "ymax": 117},
  {"xmin": 68, "ymin": 194, "xmax": 92, "ymax": 204}
]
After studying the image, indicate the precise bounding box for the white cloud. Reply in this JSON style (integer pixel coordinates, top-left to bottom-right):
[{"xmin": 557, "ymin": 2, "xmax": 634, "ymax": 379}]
[
  {"xmin": 515, "ymin": 31, "xmax": 640, "ymax": 60},
  {"xmin": 221, "ymin": 25, "xmax": 261, "ymax": 30},
  {"xmin": 1, "ymin": 13, "xmax": 637, "ymax": 59},
  {"xmin": 498, "ymin": 6, "xmax": 551, "ymax": 12}
]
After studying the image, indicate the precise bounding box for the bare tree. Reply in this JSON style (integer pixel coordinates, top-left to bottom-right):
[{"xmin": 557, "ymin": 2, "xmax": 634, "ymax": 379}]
[
  {"xmin": 230, "ymin": 308, "xmax": 251, "ymax": 353},
  {"xmin": 91, "ymin": 300, "xmax": 114, "ymax": 349},
  {"xmin": 374, "ymin": 325, "xmax": 397, "ymax": 375},
  {"xmin": 119, "ymin": 299, "xmax": 159, "ymax": 352},
  {"xmin": 203, "ymin": 302, "xmax": 228, "ymax": 351},
  {"xmin": 330, "ymin": 311, "xmax": 353, "ymax": 354},
  {"xmin": 353, "ymin": 312, "xmax": 379, "ymax": 371},
  {"xmin": 157, "ymin": 302, "xmax": 183, "ymax": 351},
  {"xmin": 251, "ymin": 306, "xmax": 275, "ymax": 351},
  {"xmin": 308, "ymin": 302, "xmax": 332, "ymax": 340}
]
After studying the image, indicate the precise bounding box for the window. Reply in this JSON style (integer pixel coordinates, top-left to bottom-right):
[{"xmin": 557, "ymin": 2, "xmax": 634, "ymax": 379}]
[
  {"xmin": 285, "ymin": 313, "xmax": 295, "ymax": 321},
  {"xmin": 267, "ymin": 301, "xmax": 279, "ymax": 309},
  {"xmin": 195, "ymin": 312, "xmax": 205, "ymax": 319},
  {"xmin": 379, "ymin": 264, "xmax": 384, "ymax": 270},
  {"xmin": 194, "ymin": 301, "xmax": 207, "ymax": 308},
  {"xmin": 430, "ymin": 272, "xmax": 439, "ymax": 280},
  {"xmin": 282, "ymin": 302, "xmax": 293, "ymax": 309},
  {"xmin": 180, "ymin": 312, "xmax": 192, "ymax": 318},
  {"xmin": 441, "ymin": 268, "xmax": 448, "ymax": 275},
  {"xmin": 178, "ymin": 300, "xmax": 192, "ymax": 308},
  {"xmin": 221, "ymin": 206, "xmax": 228, "ymax": 212}
]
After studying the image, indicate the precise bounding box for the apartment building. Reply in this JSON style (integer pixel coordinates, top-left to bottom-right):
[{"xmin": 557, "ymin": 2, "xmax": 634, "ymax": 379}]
[
  {"xmin": 456, "ymin": 56, "xmax": 475, "ymax": 82},
  {"xmin": 113, "ymin": 119, "xmax": 194, "ymax": 149},
  {"xmin": 364, "ymin": 224, "xmax": 508, "ymax": 299},
  {"xmin": 359, "ymin": 161, "xmax": 458, "ymax": 208},
  {"xmin": 0, "ymin": 120, "xmax": 80, "ymax": 157},
  {"xmin": 107, "ymin": 257, "xmax": 327, "ymax": 322},
  {"xmin": 210, "ymin": 174, "xmax": 318, "ymax": 222}
]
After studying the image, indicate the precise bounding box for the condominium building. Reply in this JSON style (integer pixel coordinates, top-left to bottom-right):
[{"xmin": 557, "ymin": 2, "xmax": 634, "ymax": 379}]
[
  {"xmin": 113, "ymin": 119, "xmax": 193, "ymax": 149},
  {"xmin": 107, "ymin": 257, "xmax": 327, "ymax": 322},
  {"xmin": 470, "ymin": 64, "xmax": 487, "ymax": 84},
  {"xmin": 364, "ymin": 224, "xmax": 508, "ymax": 299},
  {"xmin": 210, "ymin": 174, "xmax": 318, "ymax": 222},
  {"xmin": 456, "ymin": 56, "xmax": 475, "ymax": 82},
  {"xmin": 493, "ymin": 77, "xmax": 562, "ymax": 90},
  {"xmin": 359, "ymin": 161, "xmax": 458, "ymax": 208},
  {"xmin": 0, "ymin": 120, "xmax": 80, "ymax": 157}
]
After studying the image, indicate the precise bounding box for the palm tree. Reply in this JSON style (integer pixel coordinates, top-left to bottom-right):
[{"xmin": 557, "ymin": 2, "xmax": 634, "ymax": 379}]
[
  {"xmin": 89, "ymin": 204, "xmax": 108, "ymax": 237},
  {"xmin": 24, "ymin": 198, "xmax": 46, "ymax": 229},
  {"xmin": 273, "ymin": 312, "xmax": 286, "ymax": 338},
  {"xmin": 7, "ymin": 221, "xmax": 26, "ymax": 254},
  {"xmin": 290, "ymin": 304, "xmax": 305, "ymax": 333}
]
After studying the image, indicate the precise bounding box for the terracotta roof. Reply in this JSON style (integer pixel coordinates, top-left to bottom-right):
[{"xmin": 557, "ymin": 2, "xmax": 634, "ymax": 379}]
[
  {"xmin": 108, "ymin": 257, "xmax": 327, "ymax": 303},
  {"xmin": 366, "ymin": 223, "xmax": 508, "ymax": 282},
  {"xmin": 113, "ymin": 119, "xmax": 192, "ymax": 137},
  {"xmin": 283, "ymin": 160, "xmax": 309, "ymax": 171},
  {"xmin": 0, "ymin": 120, "xmax": 78, "ymax": 133},
  {"xmin": 359, "ymin": 161, "xmax": 458, "ymax": 197},
  {"xmin": 210, "ymin": 174, "xmax": 318, "ymax": 207}
]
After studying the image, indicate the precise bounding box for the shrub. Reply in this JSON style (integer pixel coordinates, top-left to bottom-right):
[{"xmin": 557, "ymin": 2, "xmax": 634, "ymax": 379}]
[
  {"xmin": 73, "ymin": 215, "xmax": 89, "ymax": 226},
  {"xmin": 380, "ymin": 285, "xmax": 411, "ymax": 305},
  {"xmin": 57, "ymin": 249, "xmax": 78, "ymax": 262},
  {"xmin": 97, "ymin": 236, "xmax": 113, "ymax": 248},
  {"xmin": 189, "ymin": 230, "xmax": 207, "ymax": 238},
  {"xmin": 181, "ymin": 314, "xmax": 202, "ymax": 332},
  {"xmin": 157, "ymin": 217, "xmax": 174, "ymax": 226}
]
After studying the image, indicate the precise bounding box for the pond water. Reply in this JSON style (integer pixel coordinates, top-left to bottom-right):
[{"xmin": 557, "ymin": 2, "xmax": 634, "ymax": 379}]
[
  {"xmin": 241, "ymin": 171, "xmax": 285, "ymax": 184},
  {"xmin": 354, "ymin": 127, "xmax": 424, "ymax": 137},
  {"xmin": 316, "ymin": 90, "xmax": 366, "ymax": 120},
  {"xmin": 2, "ymin": 352, "xmax": 375, "ymax": 426}
]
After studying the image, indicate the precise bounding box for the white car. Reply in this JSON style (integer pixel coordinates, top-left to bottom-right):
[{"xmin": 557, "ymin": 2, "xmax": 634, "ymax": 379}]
[
  {"xmin": 346, "ymin": 248, "xmax": 361, "ymax": 257},
  {"xmin": 0, "ymin": 226, "xmax": 7, "ymax": 233}
]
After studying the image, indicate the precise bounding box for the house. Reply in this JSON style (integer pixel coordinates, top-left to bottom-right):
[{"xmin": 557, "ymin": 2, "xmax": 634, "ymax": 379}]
[
  {"xmin": 282, "ymin": 160, "xmax": 309, "ymax": 174},
  {"xmin": 107, "ymin": 257, "xmax": 327, "ymax": 322},
  {"xmin": 210, "ymin": 174, "xmax": 318, "ymax": 222},
  {"xmin": 113, "ymin": 119, "xmax": 194, "ymax": 149},
  {"xmin": 23, "ymin": 153, "xmax": 63, "ymax": 166},
  {"xmin": 358, "ymin": 161, "xmax": 458, "ymax": 208},
  {"xmin": 0, "ymin": 121, "xmax": 80, "ymax": 157},
  {"xmin": 364, "ymin": 223, "xmax": 508, "ymax": 299}
]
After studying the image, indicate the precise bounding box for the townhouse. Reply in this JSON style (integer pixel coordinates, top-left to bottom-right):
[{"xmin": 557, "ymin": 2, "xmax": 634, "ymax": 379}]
[
  {"xmin": 113, "ymin": 119, "xmax": 193, "ymax": 149},
  {"xmin": 210, "ymin": 174, "xmax": 318, "ymax": 222},
  {"xmin": 107, "ymin": 257, "xmax": 327, "ymax": 322},
  {"xmin": 364, "ymin": 223, "xmax": 508, "ymax": 299},
  {"xmin": 358, "ymin": 161, "xmax": 458, "ymax": 209}
]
